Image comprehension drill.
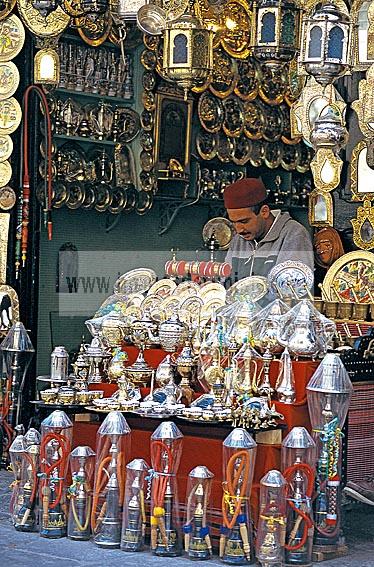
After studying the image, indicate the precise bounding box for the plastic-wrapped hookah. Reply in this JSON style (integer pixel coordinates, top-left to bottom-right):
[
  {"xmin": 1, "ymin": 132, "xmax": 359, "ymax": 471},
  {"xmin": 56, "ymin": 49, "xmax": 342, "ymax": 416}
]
[
  {"xmin": 150, "ymin": 421, "xmax": 183, "ymax": 556},
  {"xmin": 183, "ymin": 465, "xmax": 214, "ymax": 560},
  {"xmin": 255, "ymin": 470, "xmax": 287, "ymax": 567},
  {"xmin": 91, "ymin": 411, "xmax": 131, "ymax": 548},
  {"xmin": 306, "ymin": 354, "xmax": 353, "ymax": 550},
  {"xmin": 9, "ymin": 428, "xmax": 41, "ymax": 532},
  {"xmin": 282, "ymin": 427, "xmax": 316, "ymax": 567},
  {"xmin": 121, "ymin": 458, "xmax": 149, "ymax": 552},
  {"xmin": 67, "ymin": 446, "xmax": 96, "ymax": 540},
  {"xmin": 220, "ymin": 428, "xmax": 257, "ymax": 565},
  {"xmin": 39, "ymin": 410, "xmax": 73, "ymax": 538}
]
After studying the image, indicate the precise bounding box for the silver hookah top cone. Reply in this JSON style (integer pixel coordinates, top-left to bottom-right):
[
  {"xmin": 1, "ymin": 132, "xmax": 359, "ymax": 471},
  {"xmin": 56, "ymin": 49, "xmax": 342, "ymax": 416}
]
[
  {"xmin": 223, "ymin": 427, "xmax": 257, "ymax": 449},
  {"xmin": 282, "ymin": 426, "xmax": 315, "ymax": 449}
]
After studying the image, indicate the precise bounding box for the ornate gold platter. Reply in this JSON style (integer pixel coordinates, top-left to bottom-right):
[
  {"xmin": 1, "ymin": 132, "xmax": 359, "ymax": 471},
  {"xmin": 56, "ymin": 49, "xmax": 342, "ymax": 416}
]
[
  {"xmin": 0, "ymin": 61, "xmax": 19, "ymax": 100},
  {"xmin": 196, "ymin": 129, "xmax": 218, "ymax": 160},
  {"xmin": 198, "ymin": 91, "xmax": 224, "ymax": 133},
  {"xmin": 322, "ymin": 251, "xmax": 374, "ymax": 303},
  {"xmin": 202, "ymin": 217, "xmax": 234, "ymax": 250},
  {"xmin": 148, "ymin": 278, "xmax": 177, "ymax": 297},
  {"xmin": 0, "ymin": 134, "xmax": 12, "ymax": 162},
  {"xmin": 226, "ymin": 275, "xmax": 268, "ymax": 303},
  {"xmin": 0, "ymin": 97, "xmax": 21, "ymax": 134},
  {"xmin": 0, "ymin": 15, "xmax": 25, "ymax": 61},
  {"xmin": 17, "ymin": 0, "xmax": 70, "ymax": 37},
  {"xmin": 114, "ymin": 268, "xmax": 157, "ymax": 295}
]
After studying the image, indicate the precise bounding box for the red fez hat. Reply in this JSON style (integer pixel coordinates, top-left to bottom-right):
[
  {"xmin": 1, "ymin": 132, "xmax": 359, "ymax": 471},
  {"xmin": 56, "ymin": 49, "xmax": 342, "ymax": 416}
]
[{"xmin": 223, "ymin": 178, "xmax": 267, "ymax": 209}]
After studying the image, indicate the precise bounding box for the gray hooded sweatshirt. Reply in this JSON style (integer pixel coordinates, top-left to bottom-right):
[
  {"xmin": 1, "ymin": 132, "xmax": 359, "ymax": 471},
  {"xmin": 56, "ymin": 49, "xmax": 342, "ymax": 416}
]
[{"xmin": 225, "ymin": 210, "xmax": 314, "ymax": 281}]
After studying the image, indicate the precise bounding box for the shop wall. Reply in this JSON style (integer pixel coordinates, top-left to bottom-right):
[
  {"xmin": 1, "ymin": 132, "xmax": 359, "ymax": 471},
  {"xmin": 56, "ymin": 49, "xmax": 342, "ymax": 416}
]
[{"xmin": 36, "ymin": 204, "xmax": 209, "ymax": 374}]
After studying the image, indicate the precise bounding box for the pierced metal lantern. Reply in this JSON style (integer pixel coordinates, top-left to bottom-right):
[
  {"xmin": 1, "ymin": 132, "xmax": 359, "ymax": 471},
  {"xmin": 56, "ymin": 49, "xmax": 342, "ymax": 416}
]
[
  {"xmin": 300, "ymin": 2, "xmax": 351, "ymax": 85},
  {"xmin": 251, "ymin": 0, "xmax": 302, "ymax": 67},
  {"xmin": 163, "ymin": 10, "xmax": 214, "ymax": 98}
]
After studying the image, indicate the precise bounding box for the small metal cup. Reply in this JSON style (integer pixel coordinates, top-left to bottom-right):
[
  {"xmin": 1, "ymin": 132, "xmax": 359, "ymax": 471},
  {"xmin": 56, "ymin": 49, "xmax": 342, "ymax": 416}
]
[
  {"xmin": 313, "ymin": 298, "xmax": 324, "ymax": 313},
  {"xmin": 337, "ymin": 302, "xmax": 353, "ymax": 320},
  {"xmin": 352, "ymin": 303, "xmax": 369, "ymax": 321},
  {"xmin": 370, "ymin": 304, "xmax": 374, "ymax": 320},
  {"xmin": 324, "ymin": 301, "xmax": 338, "ymax": 318}
]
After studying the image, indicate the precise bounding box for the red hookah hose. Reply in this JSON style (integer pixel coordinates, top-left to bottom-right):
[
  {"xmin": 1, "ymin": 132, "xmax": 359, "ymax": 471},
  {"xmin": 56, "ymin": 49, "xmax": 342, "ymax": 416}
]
[
  {"xmin": 40, "ymin": 432, "xmax": 70, "ymax": 509},
  {"xmin": 222, "ymin": 450, "xmax": 250, "ymax": 530},
  {"xmin": 283, "ymin": 463, "xmax": 315, "ymax": 551},
  {"xmin": 21, "ymin": 85, "xmax": 53, "ymax": 268},
  {"xmin": 24, "ymin": 451, "xmax": 38, "ymax": 504}
]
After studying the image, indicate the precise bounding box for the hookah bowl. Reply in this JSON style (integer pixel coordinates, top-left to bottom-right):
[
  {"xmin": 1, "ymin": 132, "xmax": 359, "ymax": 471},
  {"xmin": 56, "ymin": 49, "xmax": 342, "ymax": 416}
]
[
  {"xmin": 67, "ymin": 446, "xmax": 96, "ymax": 540},
  {"xmin": 121, "ymin": 458, "xmax": 149, "ymax": 552}
]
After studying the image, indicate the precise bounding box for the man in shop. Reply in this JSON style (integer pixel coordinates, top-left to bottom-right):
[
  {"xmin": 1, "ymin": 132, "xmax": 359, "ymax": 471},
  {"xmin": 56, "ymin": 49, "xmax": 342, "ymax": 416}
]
[{"xmin": 224, "ymin": 177, "xmax": 314, "ymax": 281}]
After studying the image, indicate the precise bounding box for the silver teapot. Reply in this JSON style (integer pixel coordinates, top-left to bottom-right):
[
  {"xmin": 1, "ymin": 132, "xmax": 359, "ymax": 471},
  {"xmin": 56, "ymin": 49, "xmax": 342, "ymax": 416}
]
[{"xmin": 158, "ymin": 313, "xmax": 186, "ymax": 352}]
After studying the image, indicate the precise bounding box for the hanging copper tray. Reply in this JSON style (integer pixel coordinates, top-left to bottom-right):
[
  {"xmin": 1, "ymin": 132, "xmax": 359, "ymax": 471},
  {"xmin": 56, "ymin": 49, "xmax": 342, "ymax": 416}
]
[
  {"xmin": 234, "ymin": 58, "xmax": 258, "ymax": 101},
  {"xmin": 196, "ymin": 129, "xmax": 218, "ymax": 160},
  {"xmin": 248, "ymin": 140, "xmax": 264, "ymax": 167},
  {"xmin": 257, "ymin": 64, "xmax": 287, "ymax": 106},
  {"xmin": 259, "ymin": 103, "xmax": 283, "ymax": 142},
  {"xmin": 209, "ymin": 47, "xmax": 238, "ymax": 99},
  {"xmin": 232, "ymin": 134, "xmax": 251, "ymax": 165},
  {"xmin": 243, "ymin": 100, "xmax": 264, "ymax": 140},
  {"xmin": 219, "ymin": 0, "xmax": 251, "ymax": 59},
  {"xmin": 198, "ymin": 91, "xmax": 224, "ymax": 133}
]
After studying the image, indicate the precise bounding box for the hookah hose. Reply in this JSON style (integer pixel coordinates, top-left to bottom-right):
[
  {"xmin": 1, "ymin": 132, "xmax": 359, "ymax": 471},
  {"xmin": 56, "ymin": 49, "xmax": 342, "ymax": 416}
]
[
  {"xmin": 0, "ymin": 381, "xmax": 14, "ymax": 450},
  {"xmin": 40, "ymin": 432, "xmax": 70, "ymax": 527},
  {"xmin": 283, "ymin": 463, "xmax": 315, "ymax": 551},
  {"xmin": 150, "ymin": 440, "xmax": 174, "ymax": 548},
  {"xmin": 70, "ymin": 479, "xmax": 92, "ymax": 533},
  {"xmin": 90, "ymin": 439, "xmax": 126, "ymax": 532},
  {"xmin": 17, "ymin": 85, "xmax": 52, "ymax": 274},
  {"xmin": 18, "ymin": 451, "xmax": 38, "ymax": 526},
  {"xmin": 221, "ymin": 450, "xmax": 251, "ymax": 560}
]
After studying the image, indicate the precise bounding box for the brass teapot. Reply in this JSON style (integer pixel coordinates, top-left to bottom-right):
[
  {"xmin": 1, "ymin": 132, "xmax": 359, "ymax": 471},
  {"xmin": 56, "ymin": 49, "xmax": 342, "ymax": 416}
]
[{"xmin": 158, "ymin": 313, "xmax": 186, "ymax": 352}]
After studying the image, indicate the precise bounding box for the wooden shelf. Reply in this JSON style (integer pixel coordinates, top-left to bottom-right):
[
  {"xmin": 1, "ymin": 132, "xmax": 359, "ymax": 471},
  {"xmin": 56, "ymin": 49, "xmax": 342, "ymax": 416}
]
[
  {"xmin": 54, "ymin": 133, "xmax": 115, "ymax": 146},
  {"xmin": 55, "ymin": 87, "xmax": 134, "ymax": 106}
]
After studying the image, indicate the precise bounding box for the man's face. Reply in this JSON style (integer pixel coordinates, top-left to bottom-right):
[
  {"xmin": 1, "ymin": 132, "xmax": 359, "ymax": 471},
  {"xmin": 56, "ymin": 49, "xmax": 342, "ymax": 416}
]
[
  {"xmin": 227, "ymin": 206, "xmax": 270, "ymax": 241},
  {"xmin": 315, "ymin": 237, "xmax": 333, "ymax": 266}
]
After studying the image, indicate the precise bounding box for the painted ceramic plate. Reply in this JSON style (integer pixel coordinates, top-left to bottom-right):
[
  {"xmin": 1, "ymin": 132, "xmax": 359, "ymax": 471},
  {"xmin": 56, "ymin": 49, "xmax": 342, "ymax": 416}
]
[
  {"xmin": 160, "ymin": 295, "xmax": 182, "ymax": 318},
  {"xmin": 0, "ymin": 61, "xmax": 19, "ymax": 100},
  {"xmin": 200, "ymin": 282, "xmax": 227, "ymax": 303},
  {"xmin": 322, "ymin": 251, "xmax": 374, "ymax": 304},
  {"xmin": 127, "ymin": 292, "xmax": 145, "ymax": 307},
  {"xmin": 202, "ymin": 217, "xmax": 234, "ymax": 250},
  {"xmin": 268, "ymin": 261, "xmax": 314, "ymax": 299},
  {"xmin": 113, "ymin": 268, "xmax": 157, "ymax": 295},
  {"xmin": 0, "ymin": 97, "xmax": 21, "ymax": 134},
  {"xmin": 179, "ymin": 295, "xmax": 204, "ymax": 325},
  {"xmin": 148, "ymin": 278, "xmax": 177, "ymax": 298},
  {"xmin": 141, "ymin": 293, "xmax": 162, "ymax": 311},
  {"xmin": 0, "ymin": 15, "xmax": 25, "ymax": 62},
  {"xmin": 0, "ymin": 135, "xmax": 13, "ymax": 162},
  {"xmin": 201, "ymin": 297, "xmax": 225, "ymax": 318},
  {"xmin": 174, "ymin": 280, "xmax": 201, "ymax": 299},
  {"xmin": 226, "ymin": 276, "xmax": 268, "ymax": 303}
]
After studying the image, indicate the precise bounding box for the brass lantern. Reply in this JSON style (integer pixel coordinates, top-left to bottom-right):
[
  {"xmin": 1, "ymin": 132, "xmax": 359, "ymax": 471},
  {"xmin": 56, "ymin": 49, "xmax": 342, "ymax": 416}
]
[
  {"xmin": 251, "ymin": 0, "xmax": 302, "ymax": 67},
  {"xmin": 299, "ymin": 2, "xmax": 351, "ymax": 85},
  {"xmin": 163, "ymin": 7, "xmax": 214, "ymax": 98}
]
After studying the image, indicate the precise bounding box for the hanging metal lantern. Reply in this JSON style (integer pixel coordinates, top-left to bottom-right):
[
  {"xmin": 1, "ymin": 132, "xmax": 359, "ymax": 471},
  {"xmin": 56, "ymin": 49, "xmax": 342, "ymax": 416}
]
[
  {"xmin": 299, "ymin": 2, "xmax": 351, "ymax": 86},
  {"xmin": 251, "ymin": 0, "xmax": 302, "ymax": 67},
  {"xmin": 163, "ymin": 9, "xmax": 214, "ymax": 98},
  {"xmin": 310, "ymin": 104, "xmax": 348, "ymax": 152}
]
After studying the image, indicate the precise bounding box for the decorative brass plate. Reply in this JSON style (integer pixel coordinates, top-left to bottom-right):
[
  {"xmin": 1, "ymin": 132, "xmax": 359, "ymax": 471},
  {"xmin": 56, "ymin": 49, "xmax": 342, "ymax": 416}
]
[
  {"xmin": 140, "ymin": 109, "xmax": 154, "ymax": 131},
  {"xmin": 263, "ymin": 141, "xmax": 282, "ymax": 169},
  {"xmin": 281, "ymin": 143, "xmax": 299, "ymax": 171},
  {"xmin": 114, "ymin": 268, "xmax": 157, "ymax": 295},
  {"xmin": 66, "ymin": 183, "xmax": 85, "ymax": 209},
  {"xmin": 243, "ymin": 100, "xmax": 264, "ymax": 140},
  {"xmin": 163, "ymin": 0, "xmax": 189, "ymax": 21},
  {"xmin": 226, "ymin": 275, "xmax": 268, "ymax": 303},
  {"xmin": 140, "ymin": 49, "xmax": 157, "ymax": 70},
  {"xmin": 209, "ymin": 47, "xmax": 238, "ymax": 99},
  {"xmin": 139, "ymin": 171, "xmax": 156, "ymax": 192},
  {"xmin": 143, "ymin": 34, "xmax": 159, "ymax": 50},
  {"xmin": 17, "ymin": 0, "xmax": 70, "ymax": 37},
  {"xmin": 232, "ymin": 134, "xmax": 251, "ymax": 165},
  {"xmin": 0, "ymin": 185, "xmax": 15, "ymax": 210},
  {"xmin": 202, "ymin": 217, "xmax": 234, "ymax": 250},
  {"xmin": 139, "ymin": 130, "xmax": 153, "ymax": 152},
  {"xmin": 222, "ymin": 96, "xmax": 244, "ymax": 138},
  {"xmin": 198, "ymin": 91, "xmax": 224, "ymax": 133},
  {"xmin": 0, "ymin": 134, "xmax": 12, "ymax": 162},
  {"xmin": 76, "ymin": 11, "xmax": 112, "ymax": 47},
  {"xmin": 0, "ymin": 61, "xmax": 19, "ymax": 100},
  {"xmin": 258, "ymin": 64, "xmax": 287, "ymax": 106},
  {"xmin": 140, "ymin": 150, "xmax": 154, "ymax": 172},
  {"xmin": 116, "ymin": 108, "xmax": 141, "ymax": 143},
  {"xmin": 220, "ymin": 0, "xmax": 251, "ymax": 59},
  {"xmin": 94, "ymin": 182, "xmax": 112, "ymax": 212},
  {"xmin": 196, "ymin": 129, "xmax": 218, "ymax": 160},
  {"xmin": 260, "ymin": 103, "xmax": 283, "ymax": 142},
  {"xmin": 217, "ymin": 132, "xmax": 236, "ymax": 162},
  {"xmin": 142, "ymin": 70, "xmax": 156, "ymax": 91},
  {"xmin": 192, "ymin": 76, "xmax": 211, "ymax": 94},
  {"xmin": 234, "ymin": 58, "xmax": 258, "ymax": 101},
  {"xmin": 248, "ymin": 140, "xmax": 264, "ymax": 167},
  {"xmin": 142, "ymin": 90, "xmax": 156, "ymax": 111},
  {"xmin": 0, "ymin": 15, "xmax": 25, "ymax": 62},
  {"xmin": 0, "ymin": 97, "xmax": 21, "ymax": 134},
  {"xmin": 322, "ymin": 251, "xmax": 374, "ymax": 303}
]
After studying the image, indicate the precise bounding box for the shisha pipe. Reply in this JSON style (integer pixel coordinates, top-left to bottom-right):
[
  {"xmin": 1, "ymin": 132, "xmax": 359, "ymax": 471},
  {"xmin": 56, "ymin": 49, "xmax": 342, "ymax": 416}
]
[
  {"xmin": 283, "ymin": 462, "xmax": 315, "ymax": 552},
  {"xmin": 150, "ymin": 439, "xmax": 173, "ymax": 549},
  {"xmin": 17, "ymin": 86, "xmax": 52, "ymax": 277},
  {"xmin": 183, "ymin": 466, "xmax": 214, "ymax": 559},
  {"xmin": 17, "ymin": 428, "xmax": 40, "ymax": 531}
]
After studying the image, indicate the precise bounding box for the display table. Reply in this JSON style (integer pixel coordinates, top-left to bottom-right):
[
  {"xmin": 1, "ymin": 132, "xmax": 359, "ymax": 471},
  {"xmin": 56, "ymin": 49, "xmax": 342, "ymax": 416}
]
[{"xmin": 72, "ymin": 347, "xmax": 318, "ymax": 534}]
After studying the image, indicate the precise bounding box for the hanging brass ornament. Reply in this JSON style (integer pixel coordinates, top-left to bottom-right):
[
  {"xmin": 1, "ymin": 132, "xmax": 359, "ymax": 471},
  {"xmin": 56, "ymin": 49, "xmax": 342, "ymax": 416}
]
[
  {"xmin": 17, "ymin": 0, "xmax": 70, "ymax": 37},
  {"xmin": 351, "ymin": 198, "xmax": 374, "ymax": 250},
  {"xmin": 34, "ymin": 47, "xmax": 60, "ymax": 84},
  {"xmin": 251, "ymin": 0, "xmax": 302, "ymax": 68},
  {"xmin": 299, "ymin": 1, "xmax": 351, "ymax": 85},
  {"xmin": 163, "ymin": 2, "xmax": 214, "ymax": 97},
  {"xmin": 352, "ymin": 62, "xmax": 374, "ymax": 167}
]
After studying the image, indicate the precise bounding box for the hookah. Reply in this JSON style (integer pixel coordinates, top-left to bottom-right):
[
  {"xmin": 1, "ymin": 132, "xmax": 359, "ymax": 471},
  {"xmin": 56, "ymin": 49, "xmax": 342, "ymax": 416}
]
[
  {"xmin": 39, "ymin": 410, "xmax": 73, "ymax": 538},
  {"xmin": 12, "ymin": 427, "xmax": 40, "ymax": 532},
  {"xmin": 150, "ymin": 421, "xmax": 183, "ymax": 557},
  {"xmin": 282, "ymin": 427, "xmax": 316, "ymax": 566},
  {"xmin": 9, "ymin": 432, "xmax": 27, "ymax": 529},
  {"xmin": 183, "ymin": 465, "xmax": 214, "ymax": 560},
  {"xmin": 91, "ymin": 411, "xmax": 131, "ymax": 548},
  {"xmin": 306, "ymin": 354, "xmax": 353, "ymax": 551},
  {"xmin": 255, "ymin": 470, "xmax": 287, "ymax": 567},
  {"xmin": 121, "ymin": 458, "xmax": 149, "ymax": 552},
  {"xmin": 221, "ymin": 428, "xmax": 257, "ymax": 565},
  {"xmin": 67, "ymin": 446, "xmax": 96, "ymax": 540}
]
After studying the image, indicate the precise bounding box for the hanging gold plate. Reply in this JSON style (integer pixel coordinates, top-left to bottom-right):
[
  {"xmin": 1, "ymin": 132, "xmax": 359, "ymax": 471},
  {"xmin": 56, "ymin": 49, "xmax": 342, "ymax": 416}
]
[
  {"xmin": 0, "ymin": 160, "xmax": 11, "ymax": 187},
  {"xmin": 222, "ymin": 96, "xmax": 244, "ymax": 138},
  {"xmin": 196, "ymin": 129, "xmax": 218, "ymax": 160},
  {"xmin": 0, "ymin": 97, "xmax": 21, "ymax": 134},
  {"xmin": 198, "ymin": 91, "xmax": 224, "ymax": 133},
  {"xmin": 0, "ymin": 61, "xmax": 19, "ymax": 100},
  {"xmin": 0, "ymin": 0, "xmax": 16, "ymax": 24},
  {"xmin": 243, "ymin": 100, "xmax": 264, "ymax": 140},
  {"xmin": 209, "ymin": 47, "xmax": 237, "ymax": 99},
  {"xmin": 76, "ymin": 11, "xmax": 112, "ymax": 47},
  {"xmin": 234, "ymin": 58, "xmax": 258, "ymax": 101},
  {"xmin": 0, "ymin": 15, "xmax": 25, "ymax": 61},
  {"xmin": 219, "ymin": 0, "xmax": 251, "ymax": 59},
  {"xmin": 281, "ymin": 143, "xmax": 299, "ymax": 171},
  {"xmin": 163, "ymin": 0, "xmax": 189, "ymax": 21},
  {"xmin": 0, "ymin": 135, "xmax": 12, "ymax": 162},
  {"xmin": 257, "ymin": 64, "xmax": 287, "ymax": 106},
  {"xmin": 263, "ymin": 141, "xmax": 282, "ymax": 169},
  {"xmin": 322, "ymin": 250, "xmax": 374, "ymax": 303},
  {"xmin": 17, "ymin": 0, "xmax": 70, "ymax": 37}
]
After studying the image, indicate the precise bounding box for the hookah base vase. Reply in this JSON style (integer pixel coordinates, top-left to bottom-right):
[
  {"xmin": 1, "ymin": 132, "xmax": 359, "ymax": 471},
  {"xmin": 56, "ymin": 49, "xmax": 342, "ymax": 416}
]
[
  {"xmin": 121, "ymin": 528, "xmax": 143, "ymax": 552},
  {"xmin": 154, "ymin": 531, "xmax": 182, "ymax": 557},
  {"xmin": 40, "ymin": 509, "xmax": 67, "ymax": 538},
  {"xmin": 188, "ymin": 538, "xmax": 211, "ymax": 560}
]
